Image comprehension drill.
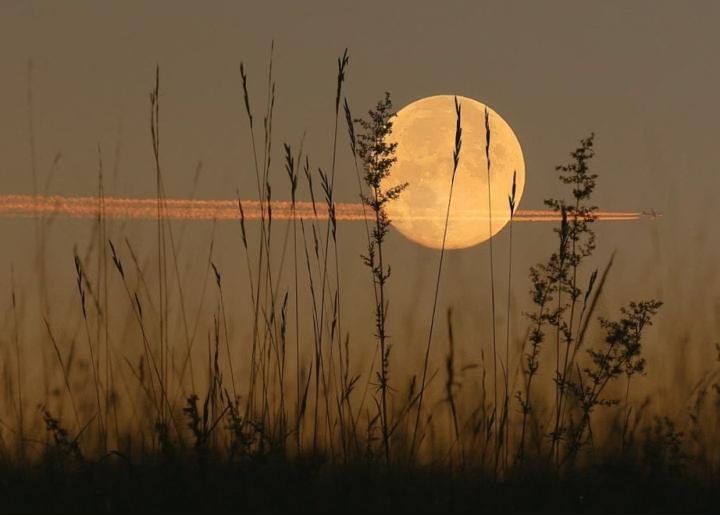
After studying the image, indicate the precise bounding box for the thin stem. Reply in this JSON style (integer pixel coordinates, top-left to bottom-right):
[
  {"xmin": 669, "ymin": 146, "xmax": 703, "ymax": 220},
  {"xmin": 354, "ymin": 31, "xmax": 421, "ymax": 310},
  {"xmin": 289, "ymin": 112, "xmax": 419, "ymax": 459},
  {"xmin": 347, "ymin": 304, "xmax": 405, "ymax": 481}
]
[{"xmin": 412, "ymin": 97, "xmax": 462, "ymax": 460}]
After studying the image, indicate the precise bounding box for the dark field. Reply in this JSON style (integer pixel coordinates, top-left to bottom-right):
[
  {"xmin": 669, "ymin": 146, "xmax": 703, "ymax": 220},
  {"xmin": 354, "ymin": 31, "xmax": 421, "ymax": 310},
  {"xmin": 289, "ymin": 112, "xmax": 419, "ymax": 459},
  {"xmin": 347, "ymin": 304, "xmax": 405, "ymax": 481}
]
[{"xmin": 1, "ymin": 457, "xmax": 718, "ymax": 514}]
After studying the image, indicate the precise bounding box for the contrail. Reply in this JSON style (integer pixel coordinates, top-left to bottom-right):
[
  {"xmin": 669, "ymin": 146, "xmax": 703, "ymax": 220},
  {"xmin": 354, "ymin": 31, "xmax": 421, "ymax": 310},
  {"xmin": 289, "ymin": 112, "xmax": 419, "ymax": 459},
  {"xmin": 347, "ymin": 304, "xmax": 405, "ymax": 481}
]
[{"xmin": 0, "ymin": 194, "xmax": 644, "ymax": 222}]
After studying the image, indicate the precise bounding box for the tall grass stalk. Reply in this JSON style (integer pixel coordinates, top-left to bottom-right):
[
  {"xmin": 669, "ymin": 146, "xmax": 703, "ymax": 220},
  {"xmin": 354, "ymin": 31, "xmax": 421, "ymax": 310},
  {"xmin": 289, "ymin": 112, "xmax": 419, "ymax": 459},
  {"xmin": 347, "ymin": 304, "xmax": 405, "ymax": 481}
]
[
  {"xmin": 315, "ymin": 49, "xmax": 349, "ymax": 457},
  {"xmin": 343, "ymin": 97, "xmax": 376, "ymax": 456},
  {"xmin": 109, "ymin": 240, "xmax": 167, "ymax": 427},
  {"xmin": 483, "ymin": 107, "xmax": 500, "ymax": 472},
  {"xmin": 43, "ymin": 318, "xmax": 81, "ymax": 431},
  {"xmin": 10, "ymin": 269, "xmax": 24, "ymax": 462},
  {"xmin": 445, "ymin": 308, "xmax": 464, "ymax": 467},
  {"xmin": 73, "ymin": 254, "xmax": 105, "ymax": 450},
  {"xmin": 501, "ymin": 170, "xmax": 517, "ymax": 470},
  {"xmin": 283, "ymin": 142, "xmax": 303, "ymax": 450},
  {"xmin": 149, "ymin": 66, "xmax": 171, "ymax": 436},
  {"xmin": 95, "ymin": 145, "xmax": 113, "ymax": 451},
  {"xmin": 331, "ymin": 50, "xmax": 349, "ymax": 457},
  {"xmin": 411, "ymin": 97, "xmax": 462, "ymax": 460},
  {"xmin": 239, "ymin": 59, "xmax": 267, "ymax": 422}
]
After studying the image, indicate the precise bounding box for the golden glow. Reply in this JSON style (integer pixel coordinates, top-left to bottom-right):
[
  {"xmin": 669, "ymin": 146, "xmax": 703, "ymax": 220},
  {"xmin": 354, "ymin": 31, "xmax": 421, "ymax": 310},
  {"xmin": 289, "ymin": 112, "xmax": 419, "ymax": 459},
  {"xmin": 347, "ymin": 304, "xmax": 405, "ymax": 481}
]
[{"xmin": 384, "ymin": 95, "xmax": 525, "ymax": 249}]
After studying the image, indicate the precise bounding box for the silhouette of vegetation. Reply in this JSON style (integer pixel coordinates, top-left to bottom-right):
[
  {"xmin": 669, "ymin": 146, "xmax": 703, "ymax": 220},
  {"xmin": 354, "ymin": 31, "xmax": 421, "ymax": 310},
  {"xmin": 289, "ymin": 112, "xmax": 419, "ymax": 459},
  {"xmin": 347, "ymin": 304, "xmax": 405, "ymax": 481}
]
[
  {"xmin": 355, "ymin": 92, "xmax": 407, "ymax": 464},
  {"xmin": 0, "ymin": 48, "xmax": 715, "ymax": 514}
]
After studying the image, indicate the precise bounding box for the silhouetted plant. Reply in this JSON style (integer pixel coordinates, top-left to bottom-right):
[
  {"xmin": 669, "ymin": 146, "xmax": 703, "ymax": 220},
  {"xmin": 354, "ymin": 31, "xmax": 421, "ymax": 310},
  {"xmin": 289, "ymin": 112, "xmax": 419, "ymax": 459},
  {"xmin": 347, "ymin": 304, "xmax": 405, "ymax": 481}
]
[
  {"xmin": 355, "ymin": 92, "xmax": 407, "ymax": 464},
  {"xmin": 516, "ymin": 187, "xmax": 569, "ymax": 465},
  {"xmin": 183, "ymin": 394, "xmax": 209, "ymax": 453},
  {"xmin": 225, "ymin": 393, "xmax": 265, "ymax": 462},
  {"xmin": 516, "ymin": 134, "xmax": 600, "ymax": 466},
  {"xmin": 546, "ymin": 134, "xmax": 599, "ymax": 461},
  {"xmin": 42, "ymin": 408, "xmax": 84, "ymax": 464},
  {"xmin": 643, "ymin": 416, "xmax": 689, "ymax": 478},
  {"xmin": 565, "ymin": 300, "xmax": 662, "ymax": 459}
]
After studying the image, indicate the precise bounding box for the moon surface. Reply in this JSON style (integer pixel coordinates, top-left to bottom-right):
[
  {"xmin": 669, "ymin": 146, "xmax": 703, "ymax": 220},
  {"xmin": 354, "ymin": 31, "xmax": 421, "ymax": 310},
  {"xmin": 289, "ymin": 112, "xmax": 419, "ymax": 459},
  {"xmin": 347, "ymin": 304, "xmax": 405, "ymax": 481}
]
[{"xmin": 383, "ymin": 95, "xmax": 525, "ymax": 249}]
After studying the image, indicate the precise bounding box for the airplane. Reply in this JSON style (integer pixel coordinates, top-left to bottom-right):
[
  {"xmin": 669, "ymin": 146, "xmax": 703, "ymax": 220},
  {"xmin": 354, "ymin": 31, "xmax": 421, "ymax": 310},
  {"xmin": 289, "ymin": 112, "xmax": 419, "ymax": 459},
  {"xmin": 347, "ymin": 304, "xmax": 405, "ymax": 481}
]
[{"xmin": 641, "ymin": 209, "xmax": 662, "ymax": 219}]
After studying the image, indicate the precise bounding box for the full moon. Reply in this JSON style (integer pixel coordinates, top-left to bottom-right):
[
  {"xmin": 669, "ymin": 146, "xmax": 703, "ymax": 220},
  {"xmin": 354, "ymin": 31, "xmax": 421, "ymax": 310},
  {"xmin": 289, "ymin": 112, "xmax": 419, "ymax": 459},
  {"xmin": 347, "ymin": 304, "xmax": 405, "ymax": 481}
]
[{"xmin": 384, "ymin": 95, "xmax": 525, "ymax": 249}]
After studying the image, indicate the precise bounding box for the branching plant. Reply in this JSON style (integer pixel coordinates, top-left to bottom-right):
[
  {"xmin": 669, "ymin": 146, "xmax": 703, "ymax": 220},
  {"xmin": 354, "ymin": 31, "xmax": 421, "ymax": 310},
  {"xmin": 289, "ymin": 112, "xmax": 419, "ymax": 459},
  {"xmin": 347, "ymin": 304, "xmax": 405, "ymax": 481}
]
[
  {"xmin": 565, "ymin": 300, "xmax": 662, "ymax": 460},
  {"xmin": 355, "ymin": 92, "xmax": 407, "ymax": 464},
  {"xmin": 516, "ymin": 134, "xmax": 600, "ymax": 466},
  {"xmin": 547, "ymin": 134, "xmax": 599, "ymax": 463}
]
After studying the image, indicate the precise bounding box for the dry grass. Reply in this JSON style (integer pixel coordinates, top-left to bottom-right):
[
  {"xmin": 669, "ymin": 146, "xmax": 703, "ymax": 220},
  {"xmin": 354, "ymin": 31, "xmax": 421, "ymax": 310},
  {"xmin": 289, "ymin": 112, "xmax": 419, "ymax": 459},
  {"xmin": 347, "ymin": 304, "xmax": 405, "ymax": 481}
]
[{"xmin": 0, "ymin": 48, "xmax": 717, "ymax": 513}]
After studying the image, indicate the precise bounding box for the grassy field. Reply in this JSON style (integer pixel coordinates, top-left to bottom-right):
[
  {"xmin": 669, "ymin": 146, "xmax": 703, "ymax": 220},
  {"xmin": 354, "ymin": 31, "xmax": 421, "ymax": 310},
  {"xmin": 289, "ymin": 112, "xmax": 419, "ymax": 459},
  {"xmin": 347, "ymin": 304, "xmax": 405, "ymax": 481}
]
[{"xmin": 1, "ymin": 51, "xmax": 719, "ymax": 513}]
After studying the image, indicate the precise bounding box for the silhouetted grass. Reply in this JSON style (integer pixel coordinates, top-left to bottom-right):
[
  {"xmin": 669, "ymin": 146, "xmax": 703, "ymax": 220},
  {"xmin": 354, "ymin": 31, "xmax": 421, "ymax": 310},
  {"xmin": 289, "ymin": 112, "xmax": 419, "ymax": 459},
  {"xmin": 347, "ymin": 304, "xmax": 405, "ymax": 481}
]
[{"xmin": 0, "ymin": 47, "xmax": 717, "ymax": 514}]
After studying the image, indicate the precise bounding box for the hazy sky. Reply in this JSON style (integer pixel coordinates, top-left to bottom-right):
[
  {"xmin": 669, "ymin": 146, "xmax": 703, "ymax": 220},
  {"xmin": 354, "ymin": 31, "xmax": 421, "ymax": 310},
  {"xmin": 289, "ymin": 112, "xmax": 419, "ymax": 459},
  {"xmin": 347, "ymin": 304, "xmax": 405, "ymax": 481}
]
[{"xmin": 1, "ymin": 1, "xmax": 719, "ymax": 385}]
